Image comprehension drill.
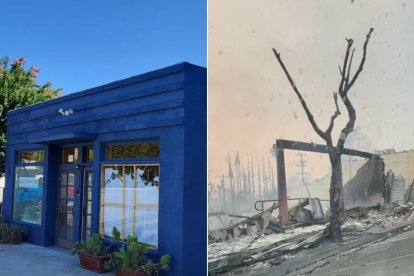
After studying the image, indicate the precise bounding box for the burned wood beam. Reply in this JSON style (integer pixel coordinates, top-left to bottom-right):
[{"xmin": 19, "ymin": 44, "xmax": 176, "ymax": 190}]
[
  {"xmin": 276, "ymin": 147, "xmax": 288, "ymax": 224},
  {"xmin": 228, "ymin": 214, "xmax": 252, "ymax": 219},
  {"xmin": 275, "ymin": 139, "xmax": 380, "ymax": 160}
]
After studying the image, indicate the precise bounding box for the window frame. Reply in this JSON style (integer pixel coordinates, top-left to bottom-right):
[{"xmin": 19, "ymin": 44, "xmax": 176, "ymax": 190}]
[
  {"xmin": 16, "ymin": 149, "xmax": 45, "ymax": 166},
  {"xmin": 13, "ymin": 149, "xmax": 46, "ymax": 226},
  {"xmin": 99, "ymin": 140, "xmax": 161, "ymax": 248},
  {"xmin": 99, "ymin": 163, "xmax": 160, "ymax": 249},
  {"xmin": 105, "ymin": 141, "xmax": 160, "ymax": 161}
]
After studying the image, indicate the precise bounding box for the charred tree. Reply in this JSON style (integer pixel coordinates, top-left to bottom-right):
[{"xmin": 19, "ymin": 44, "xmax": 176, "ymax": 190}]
[{"xmin": 273, "ymin": 28, "xmax": 374, "ymax": 242}]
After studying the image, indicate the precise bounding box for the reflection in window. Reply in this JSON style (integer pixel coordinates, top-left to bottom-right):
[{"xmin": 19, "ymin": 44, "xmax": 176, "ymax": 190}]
[
  {"xmin": 13, "ymin": 166, "xmax": 44, "ymax": 224},
  {"xmin": 100, "ymin": 164, "xmax": 159, "ymax": 247},
  {"xmin": 61, "ymin": 147, "xmax": 78, "ymax": 164},
  {"xmin": 85, "ymin": 147, "xmax": 93, "ymax": 163},
  {"xmin": 106, "ymin": 143, "xmax": 160, "ymax": 159},
  {"xmin": 19, "ymin": 150, "xmax": 44, "ymax": 163}
]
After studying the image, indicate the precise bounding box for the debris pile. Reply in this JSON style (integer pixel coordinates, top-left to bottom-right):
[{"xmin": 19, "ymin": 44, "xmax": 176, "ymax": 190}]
[
  {"xmin": 208, "ymin": 198, "xmax": 329, "ymax": 274},
  {"xmin": 208, "ymin": 198, "xmax": 414, "ymax": 275},
  {"xmin": 343, "ymin": 202, "xmax": 414, "ymax": 235}
]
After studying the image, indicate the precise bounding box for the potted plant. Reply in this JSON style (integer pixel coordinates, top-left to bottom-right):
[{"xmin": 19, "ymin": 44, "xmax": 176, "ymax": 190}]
[
  {"xmin": 104, "ymin": 230, "xmax": 171, "ymax": 276},
  {"xmin": 0, "ymin": 221, "xmax": 9, "ymax": 243},
  {"xmin": 71, "ymin": 228, "xmax": 120, "ymax": 273},
  {"xmin": 8, "ymin": 224, "xmax": 28, "ymax": 244}
]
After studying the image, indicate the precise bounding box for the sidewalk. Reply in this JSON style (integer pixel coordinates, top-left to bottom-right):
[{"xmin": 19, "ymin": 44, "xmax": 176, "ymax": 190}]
[{"xmin": 0, "ymin": 243, "xmax": 115, "ymax": 276}]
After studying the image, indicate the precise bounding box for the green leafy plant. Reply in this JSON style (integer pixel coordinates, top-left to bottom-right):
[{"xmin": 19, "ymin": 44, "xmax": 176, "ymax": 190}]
[
  {"xmin": 9, "ymin": 224, "xmax": 28, "ymax": 236},
  {"xmin": 0, "ymin": 223, "xmax": 10, "ymax": 243},
  {"xmin": 104, "ymin": 227, "xmax": 171, "ymax": 275},
  {"xmin": 0, "ymin": 223, "xmax": 28, "ymax": 244},
  {"xmin": 71, "ymin": 227, "xmax": 121, "ymax": 256},
  {"xmin": 8, "ymin": 224, "xmax": 28, "ymax": 243}
]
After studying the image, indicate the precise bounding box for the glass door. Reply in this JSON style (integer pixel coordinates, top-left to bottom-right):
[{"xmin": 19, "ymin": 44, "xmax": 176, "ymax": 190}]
[
  {"xmin": 56, "ymin": 170, "xmax": 76, "ymax": 248},
  {"xmin": 82, "ymin": 169, "xmax": 93, "ymax": 240}
]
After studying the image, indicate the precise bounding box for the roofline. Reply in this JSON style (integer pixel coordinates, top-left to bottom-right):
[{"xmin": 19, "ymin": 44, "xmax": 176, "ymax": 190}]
[{"xmin": 9, "ymin": 62, "xmax": 205, "ymax": 115}]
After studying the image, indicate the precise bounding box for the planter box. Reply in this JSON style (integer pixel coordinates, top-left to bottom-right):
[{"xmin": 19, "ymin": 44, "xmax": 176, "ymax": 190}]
[
  {"xmin": 8, "ymin": 233, "xmax": 22, "ymax": 244},
  {"xmin": 114, "ymin": 266, "xmax": 146, "ymax": 276},
  {"xmin": 78, "ymin": 251, "xmax": 110, "ymax": 273}
]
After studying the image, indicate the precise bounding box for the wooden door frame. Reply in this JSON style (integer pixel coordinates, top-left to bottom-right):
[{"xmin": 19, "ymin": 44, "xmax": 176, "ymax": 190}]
[
  {"xmin": 55, "ymin": 169, "xmax": 77, "ymax": 249},
  {"xmin": 81, "ymin": 167, "xmax": 93, "ymax": 241}
]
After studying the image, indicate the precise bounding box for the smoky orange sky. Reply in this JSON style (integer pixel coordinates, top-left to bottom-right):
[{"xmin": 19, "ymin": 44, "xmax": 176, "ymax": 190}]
[{"xmin": 208, "ymin": 0, "xmax": 414, "ymax": 181}]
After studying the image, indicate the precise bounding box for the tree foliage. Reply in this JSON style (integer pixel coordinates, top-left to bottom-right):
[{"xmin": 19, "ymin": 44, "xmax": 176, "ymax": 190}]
[{"xmin": 0, "ymin": 56, "xmax": 61, "ymax": 175}]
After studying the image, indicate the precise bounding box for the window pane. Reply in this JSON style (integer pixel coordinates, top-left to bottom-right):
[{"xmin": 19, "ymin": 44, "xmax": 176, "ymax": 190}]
[
  {"xmin": 61, "ymin": 148, "xmax": 78, "ymax": 164},
  {"xmin": 106, "ymin": 143, "xmax": 160, "ymax": 159},
  {"xmin": 58, "ymin": 226, "xmax": 65, "ymax": 239},
  {"xmin": 19, "ymin": 150, "xmax": 44, "ymax": 163},
  {"xmin": 100, "ymin": 164, "xmax": 159, "ymax": 247},
  {"xmin": 66, "ymin": 227, "xmax": 73, "ymax": 241},
  {"xmin": 13, "ymin": 166, "xmax": 43, "ymax": 225},
  {"xmin": 85, "ymin": 147, "xmax": 93, "ymax": 163}
]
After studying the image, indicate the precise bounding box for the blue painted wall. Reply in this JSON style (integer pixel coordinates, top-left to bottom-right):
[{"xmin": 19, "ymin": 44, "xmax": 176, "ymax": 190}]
[{"xmin": 4, "ymin": 63, "xmax": 206, "ymax": 276}]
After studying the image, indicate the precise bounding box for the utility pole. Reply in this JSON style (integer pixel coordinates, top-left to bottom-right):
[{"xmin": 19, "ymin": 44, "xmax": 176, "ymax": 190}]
[
  {"xmin": 215, "ymin": 174, "xmax": 228, "ymax": 213},
  {"xmin": 251, "ymin": 153, "xmax": 256, "ymax": 201},
  {"xmin": 227, "ymin": 154, "xmax": 236, "ymax": 213},
  {"xmin": 235, "ymin": 152, "xmax": 241, "ymax": 205},
  {"xmin": 296, "ymin": 153, "xmax": 311, "ymax": 198},
  {"xmin": 257, "ymin": 159, "xmax": 262, "ymax": 199}
]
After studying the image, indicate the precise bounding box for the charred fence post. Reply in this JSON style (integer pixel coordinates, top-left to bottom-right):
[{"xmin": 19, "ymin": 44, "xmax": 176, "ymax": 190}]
[{"xmin": 275, "ymin": 141, "xmax": 288, "ymax": 224}]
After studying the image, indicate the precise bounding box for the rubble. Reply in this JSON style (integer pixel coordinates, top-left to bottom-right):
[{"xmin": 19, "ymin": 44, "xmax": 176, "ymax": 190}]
[
  {"xmin": 208, "ymin": 224, "xmax": 328, "ymax": 274},
  {"xmin": 208, "ymin": 200, "xmax": 414, "ymax": 275}
]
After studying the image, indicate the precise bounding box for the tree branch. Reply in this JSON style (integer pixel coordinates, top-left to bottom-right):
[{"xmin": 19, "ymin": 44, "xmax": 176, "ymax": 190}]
[
  {"xmin": 272, "ymin": 48, "xmax": 327, "ymax": 141},
  {"xmin": 338, "ymin": 39, "xmax": 353, "ymax": 95},
  {"xmin": 336, "ymin": 93, "xmax": 356, "ymax": 149},
  {"xmin": 345, "ymin": 28, "xmax": 374, "ymax": 93},
  {"xmin": 345, "ymin": 48, "xmax": 355, "ymax": 87},
  {"xmin": 337, "ymin": 28, "xmax": 374, "ymax": 148},
  {"xmin": 325, "ymin": 92, "xmax": 341, "ymax": 142}
]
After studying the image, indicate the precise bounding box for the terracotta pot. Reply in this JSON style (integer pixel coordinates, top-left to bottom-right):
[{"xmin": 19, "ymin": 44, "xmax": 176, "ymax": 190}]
[
  {"xmin": 114, "ymin": 266, "xmax": 146, "ymax": 276},
  {"xmin": 78, "ymin": 251, "xmax": 110, "ymax": 273},
  {"xmin": 8, "ymin": 233, "xmax": 22, "ymax": 244}
]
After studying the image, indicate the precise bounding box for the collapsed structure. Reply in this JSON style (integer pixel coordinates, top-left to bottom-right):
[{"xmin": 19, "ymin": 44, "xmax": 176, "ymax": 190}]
[{"xmin": 208, "ymin": 139, "xmax": 414, "ymax": 275}]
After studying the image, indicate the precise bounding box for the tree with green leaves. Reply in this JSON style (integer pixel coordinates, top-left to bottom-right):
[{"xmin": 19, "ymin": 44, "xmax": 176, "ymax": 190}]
[{"xmin": 0, "ymin": 56, "xmax": 61, "ymax": 175}]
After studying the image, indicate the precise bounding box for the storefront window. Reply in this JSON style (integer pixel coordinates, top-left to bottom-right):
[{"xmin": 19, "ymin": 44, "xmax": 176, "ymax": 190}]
[
  {"xmin": 85, "ymin": 146, "xmax": 93, "ymax": 163},
  {"xmin": 13, "ymin": 166, "xmax": 44, "ymax": 224},
  {"xmin": 106, "ymin": 143, "xmax": 160, "ymax": 159},
  {"xmin": 19, "ymin": 150, "xmax": 44, "ymax": 163},
  {"xmin": 61, "ymin": 147, "xmax": 78, "ymax": 164},
  {"xmin": 100, "ymin": 164, "xmax": 159, "ymax": 247}
]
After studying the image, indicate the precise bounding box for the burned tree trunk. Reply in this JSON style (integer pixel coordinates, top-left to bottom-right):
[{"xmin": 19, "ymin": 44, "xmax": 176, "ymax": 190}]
[
  {"xmin": 329, "ymin": 151, "xmax": 343, "ymax": 241},
  {"xmin": 273, "ymin": 28, "xmax": 373, "ymax": 242}
]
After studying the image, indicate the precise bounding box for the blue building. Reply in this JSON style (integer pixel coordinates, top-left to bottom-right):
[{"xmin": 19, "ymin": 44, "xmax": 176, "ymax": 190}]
[{"xmin": 3, "ymin": 63, "xmax": 206, "ymax": 275}]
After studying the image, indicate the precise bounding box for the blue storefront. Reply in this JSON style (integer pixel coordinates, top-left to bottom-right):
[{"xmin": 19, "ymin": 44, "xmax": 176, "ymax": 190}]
[{"xmin": 3, "ymin": 62, "xmax": 206, "ymax": 275}]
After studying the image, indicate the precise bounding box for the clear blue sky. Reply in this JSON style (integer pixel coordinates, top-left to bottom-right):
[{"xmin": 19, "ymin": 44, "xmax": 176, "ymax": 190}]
[{"xmin": 0, "ymin": 1, "xmax": 206, "ymax": 95}]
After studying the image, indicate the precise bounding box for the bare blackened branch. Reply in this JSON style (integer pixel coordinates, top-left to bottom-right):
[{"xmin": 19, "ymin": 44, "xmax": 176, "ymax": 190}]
[
  {"xmin": 337, "ymin": 93, "xmax": 356, "ymax": 148},
  {"xmin": 272, "ymin": 48, "xmax": 327, "ymax": 140},
  {"xmin": 346, "ymin": 28, "xmax": 374, "ymax": 92},
  {"xmin": 338, "ymin": 66, "xmax": 343, "ymax": 76},
  {"xmin": 338, "ymin": 39, "xmax": 354, "ymax": 95},
  {"xmin": 345, "ymin": 48, "xmax": 355, "ymax": 86},
  {"xmin": 325, "ymin": 92, "xmax": 341, "ymax": 143},
  {"xmin": 337, "ymin": 28, "xmax": 373, "ymax": 148}
]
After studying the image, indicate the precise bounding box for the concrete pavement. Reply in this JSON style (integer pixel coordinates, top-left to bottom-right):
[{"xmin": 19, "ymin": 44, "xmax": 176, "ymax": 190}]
[
  {"xmin": 0, "ymin": 243, "xmax": 115, "ymax": 276},
  {"xmin": 314, "ymin": 230, "xmax": 414, "ymax": 276}
]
